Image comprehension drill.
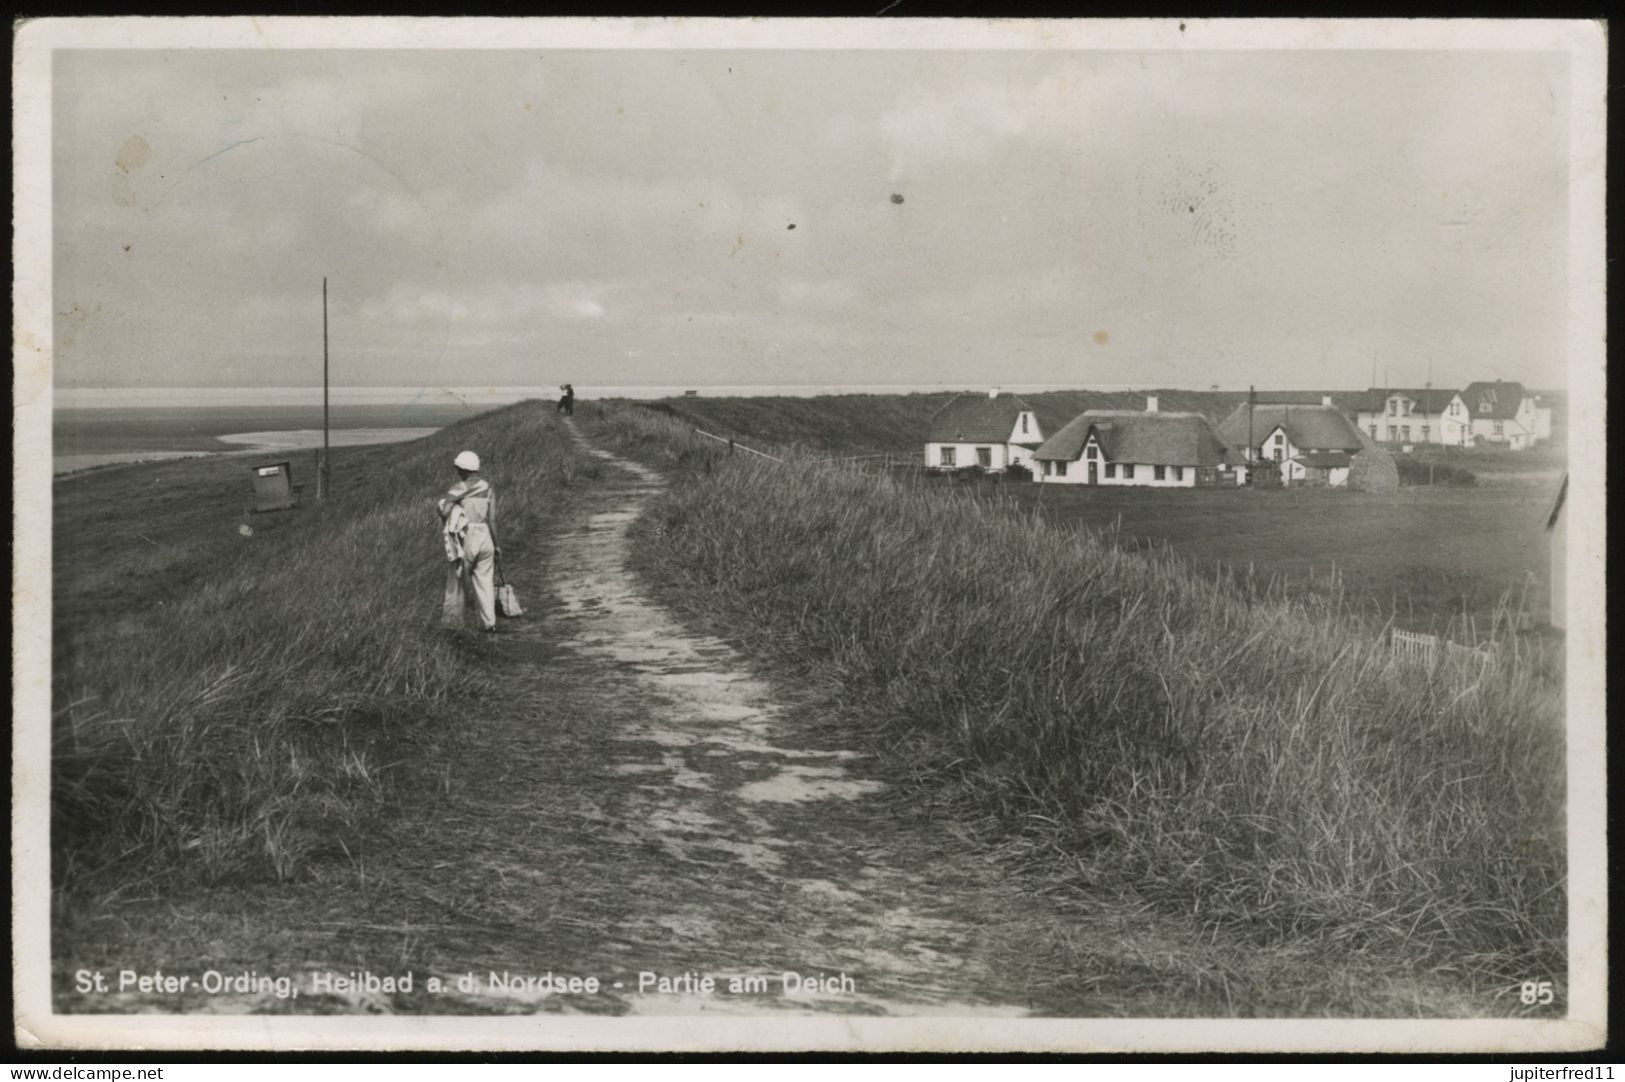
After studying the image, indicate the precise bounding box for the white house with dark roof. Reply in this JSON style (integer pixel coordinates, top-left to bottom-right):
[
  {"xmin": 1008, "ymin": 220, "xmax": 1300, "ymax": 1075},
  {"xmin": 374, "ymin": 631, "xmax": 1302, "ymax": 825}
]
[
  {"xmin": 924, "ymin": 389, "xmax": 1044, "ymax": 472},
  {"xmin": 1032, "ymin": 396, "xmax": 1238, "ymax": 486},
  {"xmin": 1216, "ymin": 402, "xmax": 1366, "ymax": 487},
  {"xmin": 1350, "ymin": 388, "xmax": 1471, "ymax": 446},
  {"xmin": 1462, "ymin": 380, "xmax": 1543, "ymax": 449}
]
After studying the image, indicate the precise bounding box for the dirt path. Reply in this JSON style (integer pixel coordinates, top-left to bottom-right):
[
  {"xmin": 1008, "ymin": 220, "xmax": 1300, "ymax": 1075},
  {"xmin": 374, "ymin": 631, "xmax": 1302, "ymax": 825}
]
[{"xmin": 446, "ymin": 425, "xmax": 1042, "ymax": 1016}]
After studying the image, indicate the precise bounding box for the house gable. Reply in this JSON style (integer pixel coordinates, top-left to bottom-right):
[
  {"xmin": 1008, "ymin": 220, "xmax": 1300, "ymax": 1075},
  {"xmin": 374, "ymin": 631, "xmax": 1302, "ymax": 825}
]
[{"xmin": 1007, "ymin": 409, "xmax": 1044, "ymax": 447}]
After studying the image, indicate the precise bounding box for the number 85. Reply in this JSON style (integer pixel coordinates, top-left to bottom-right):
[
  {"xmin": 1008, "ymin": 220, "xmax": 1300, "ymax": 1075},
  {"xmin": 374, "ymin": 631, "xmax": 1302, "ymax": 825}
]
[{"xmin": 1520, "ymin": 981, "xmax": 1554, "ymax": 1005}]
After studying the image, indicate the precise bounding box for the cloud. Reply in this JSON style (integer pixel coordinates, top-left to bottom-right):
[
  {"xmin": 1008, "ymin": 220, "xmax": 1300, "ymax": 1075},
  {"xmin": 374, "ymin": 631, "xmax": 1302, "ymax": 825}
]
[
  {"xmin": 50, "ymin": 48, "xmax": 1572, "ymax": 393},
  {"xmin": 777, "ymin": 277, "xmax": 859, "ymax": 310},
  {"xmin": 544, "ymin": 287, "xmax": 606, "ymax": 321},
  {"xmin": 877, "ymin": 69, "xmax": 1083, "ymax": 170}
]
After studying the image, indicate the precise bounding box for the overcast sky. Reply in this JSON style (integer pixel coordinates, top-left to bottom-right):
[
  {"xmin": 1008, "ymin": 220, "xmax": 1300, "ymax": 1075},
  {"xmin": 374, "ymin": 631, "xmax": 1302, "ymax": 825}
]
[{"xmin": 53, "ymin": 47, "xmax": 1570, "ymax": 392}]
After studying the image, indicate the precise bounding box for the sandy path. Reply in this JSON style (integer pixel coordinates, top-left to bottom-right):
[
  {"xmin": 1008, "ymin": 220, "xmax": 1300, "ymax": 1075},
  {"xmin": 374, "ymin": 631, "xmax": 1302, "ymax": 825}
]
[{"xmin": 462, "ymin": 425, "xmax": 1036, "ymax": 1016}]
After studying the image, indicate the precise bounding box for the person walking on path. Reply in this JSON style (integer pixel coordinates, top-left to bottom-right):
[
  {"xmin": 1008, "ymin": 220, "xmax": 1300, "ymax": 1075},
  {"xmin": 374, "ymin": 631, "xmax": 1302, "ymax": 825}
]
[
  {"xmin": 438, "ymin": 449, "xmax": 502, "ymax": 633},
  {"xmin": 557, "ymin": 383, "xmax": 575, "ymax": 416}
]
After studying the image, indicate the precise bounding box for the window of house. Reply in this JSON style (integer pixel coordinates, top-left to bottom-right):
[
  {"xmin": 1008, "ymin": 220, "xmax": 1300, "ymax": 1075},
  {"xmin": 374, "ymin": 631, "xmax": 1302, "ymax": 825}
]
[
  {"xmin": 941, "ymin": 447, "xmax": 956, "ymax": 467},
  {"xmin": 1421, "ymin": 425, "xmax": 1430, "ymax": 440},
  {"xmin": 1057, "ymin": 460, "xmax": 1068, "ymax": 477},
  {"xmin": 1154, "ymin": 465, "xmax": 1166, "ymax": 481},
  {"xmin": 1368, "ymin": 425, "xmax": 1378, "ymax": 438},
  {"xmin": 1122, "ymin": 464, "xmax": 1134, "ymax": 480},
  {"xmin": 1494, "ymin": 421, "xmax": 1504, "ymax": 435},
  {"xmin": 1388, "ymin": 400, "xmax": 1396, "ymax": 415},
  {"xmin": 1105, "ymin": 463, "xmax": 1116, "ymax": 479},
  {"xmin": 1172, "ymin": 466, "xmax": 1183, "ymax": 481},
  {"xmin": 1271, "ymin": 447, "xmax": 1282, "ymax": 463},
  {"xmin": 977, "ymin": 447, "xmax": 992, "ymax": 468},
  {"xmin": 1399, "ymin": 426, "xmax": 1409, "ymax": 441},
  {"xmin": 1020, "ymin": 413, "xmax": 1029, "ymax": 434}
]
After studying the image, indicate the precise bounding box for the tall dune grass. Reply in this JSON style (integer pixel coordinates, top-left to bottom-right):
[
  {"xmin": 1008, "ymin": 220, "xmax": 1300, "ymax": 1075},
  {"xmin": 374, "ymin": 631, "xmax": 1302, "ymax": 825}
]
[
  {"xmin": 589, "ymin": 406, "xmax": 1565, "ymax": 979},
  {"xmin": 52, "ymin": 402, "xmax": 582, "ymax": 887}
]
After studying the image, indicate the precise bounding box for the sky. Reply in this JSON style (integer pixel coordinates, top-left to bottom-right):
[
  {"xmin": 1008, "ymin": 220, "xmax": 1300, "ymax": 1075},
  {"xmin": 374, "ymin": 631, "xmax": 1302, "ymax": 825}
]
[{"xmin": 52, "ymin": 46, "xmax": 1571, "ymax": 393}]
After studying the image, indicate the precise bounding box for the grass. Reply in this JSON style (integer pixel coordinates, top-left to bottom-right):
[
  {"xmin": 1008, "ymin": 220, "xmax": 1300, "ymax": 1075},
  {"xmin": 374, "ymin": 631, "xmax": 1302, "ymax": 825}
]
[
  {"xmin": 594, "ymin": 398, "xmax": 1562, "ymax": 638},
  {"xmin": 610, "ymin": 392, "xmax": 1564, "ymax": 636},
  {"xmin": 581, "ymin": 403, "xmax": 1566, "ymax": 1001},
  {"xmin": 51, "ymin": 401, "xmax": 583, "ymax": 891},
  {"xmin": 615, "ymin": 388, "xmax": 1299, "ymax": 458},
  {"xmin": 898, "ymin": 476, "xmax": 1556, "ymax": 639}
]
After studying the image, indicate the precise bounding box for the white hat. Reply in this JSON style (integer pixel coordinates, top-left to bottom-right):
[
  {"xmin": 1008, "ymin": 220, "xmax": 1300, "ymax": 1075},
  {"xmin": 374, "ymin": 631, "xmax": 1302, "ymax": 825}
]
[{"xmin": 454, "ymin": 450, "xmax": 480, "ymax": 471}]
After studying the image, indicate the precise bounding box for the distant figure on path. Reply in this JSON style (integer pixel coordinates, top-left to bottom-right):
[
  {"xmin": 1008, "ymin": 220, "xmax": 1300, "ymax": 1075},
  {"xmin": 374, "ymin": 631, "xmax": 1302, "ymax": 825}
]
[
  {"xmin": 438, "ymin": 449, "xmax": 501, "ymax": 633},
  {"xmin": 557, "ymin": 383, "xmax": 575, "ymax": 416}
]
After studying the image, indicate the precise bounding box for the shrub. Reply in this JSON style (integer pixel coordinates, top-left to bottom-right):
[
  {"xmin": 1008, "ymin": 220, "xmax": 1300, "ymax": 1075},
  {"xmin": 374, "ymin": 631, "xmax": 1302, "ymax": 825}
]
[{"xmin": 1396, "ymin": 458, "xmax": 1477, "ymax": 486}]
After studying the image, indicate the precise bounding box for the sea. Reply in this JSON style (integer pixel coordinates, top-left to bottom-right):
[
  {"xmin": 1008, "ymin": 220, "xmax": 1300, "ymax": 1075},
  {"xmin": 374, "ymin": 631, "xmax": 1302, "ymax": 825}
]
[{"xmin": 50, "ymin": 382, "xmax": 1240, "ymax": 475}]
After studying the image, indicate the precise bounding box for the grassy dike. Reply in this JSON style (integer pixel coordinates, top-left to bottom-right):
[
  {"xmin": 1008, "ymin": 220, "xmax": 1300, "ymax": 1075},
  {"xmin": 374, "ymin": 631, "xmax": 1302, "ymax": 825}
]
[
  {"xmin": 52, "ymin": 401, "xmax": 585, "ymax": 892},
  {"xmin": 581, "ymin": 403, "xmax": 1566, "ymax": 999}
]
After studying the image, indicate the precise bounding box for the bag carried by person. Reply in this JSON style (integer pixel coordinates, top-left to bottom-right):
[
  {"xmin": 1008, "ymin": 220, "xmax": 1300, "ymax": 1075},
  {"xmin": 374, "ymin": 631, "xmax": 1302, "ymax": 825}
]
[{"xmin": 496, "ymin": 557, "xmax": 523, "ymax": 618}]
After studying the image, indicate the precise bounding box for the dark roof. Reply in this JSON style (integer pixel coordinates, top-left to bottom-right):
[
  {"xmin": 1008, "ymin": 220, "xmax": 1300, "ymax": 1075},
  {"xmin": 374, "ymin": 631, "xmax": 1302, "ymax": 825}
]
[
  {"xmin": 1462, "ymin": 381, "xmax": 1528, "ymax": 420},
  {"xmin": 1034, "ymin": 410, "xmax": 1235, "ymax": 466},
  {"xmin": 1348, "ymin": 387, "xmax": 1462, "ymax": 414},
  {"xmin": 1293, "ymin": 450, "xmax": 1354, "ymax": 470},
  {"xmin": 925, "ymin": 392, "xmax": 1037, "ymax": 443},
  {"xmin": 1217, "ymin": 403, "xmax": 1365, "ymax": 453}
]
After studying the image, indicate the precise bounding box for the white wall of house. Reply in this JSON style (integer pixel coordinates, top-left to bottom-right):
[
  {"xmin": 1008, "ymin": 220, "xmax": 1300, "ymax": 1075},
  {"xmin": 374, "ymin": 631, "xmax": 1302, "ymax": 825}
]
[
  {"xmin": 1246, "ymin": 426, "xmax": 1353, "ymax": 487},
  {"xmin": 1007, "ymin": 411, "xmax": 1041, "ymax": 445},
  {"xmin": 1465, "ymin": 391, "xmax": 1544, "ymax": 450},
  {"xmin": 1039, "ymin": 459, "xmax": 1202, "ymax": 486},
  {"xmin": 1251, "ymin": 425, "xmax": 1297, "ymax": 477},
  {"xmin": 1470, "ymin": 417, "xmax": 1531, "ymax": 449},
  {"xmin": 1035, "ymin": 435, "xmax": 1201, "ymax": 487},
  {"xmin": 927, "ymin": 441, "xmax": 1009, "ymax": 470},
  {"xmin": 1008, "ymin": 444, "xmax": 1039, "ymax": 471},
  {"xmin": 1355, "ymin": 393, "xmax": 1470, "ymax": 446},
  {"xmin": 1005, "ymin": 411, "xmax": 1043, "ymax": 471},
  {"xmin": 1533, "ymin": 405, "xmax": 1553, "ymax": 442}
]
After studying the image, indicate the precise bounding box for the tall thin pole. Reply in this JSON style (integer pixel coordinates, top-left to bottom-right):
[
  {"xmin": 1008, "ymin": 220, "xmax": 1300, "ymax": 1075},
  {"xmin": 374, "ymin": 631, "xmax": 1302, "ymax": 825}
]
[
  {"xmin": 1247, "ymin": 384, "xmax": 1255, "ymax": 465},
  {"xmin": 322, "ymin": 277, "xmax": 330, "ymax": 500}
]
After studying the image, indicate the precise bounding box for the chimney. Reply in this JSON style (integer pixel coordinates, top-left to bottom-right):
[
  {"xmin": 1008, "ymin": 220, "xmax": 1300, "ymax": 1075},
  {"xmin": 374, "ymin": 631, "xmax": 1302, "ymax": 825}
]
[
  {"xmin": 988, "ymin": 386, "xmax": 1000, "ymax": 399},
  {"xmin": 1322, "ymin": 394, "xmax": 1334, "ymax": 407},
  {"xmin": 1146, "ymin": 395, "xmax": 1158, "ymax": 413}
]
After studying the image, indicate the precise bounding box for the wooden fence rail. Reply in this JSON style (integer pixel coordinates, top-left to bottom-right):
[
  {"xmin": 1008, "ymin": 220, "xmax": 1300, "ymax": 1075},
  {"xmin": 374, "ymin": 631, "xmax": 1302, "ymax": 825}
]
[{"xmin": 690, "ymin": 427, "xmax": 786, "ymax": 464}]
